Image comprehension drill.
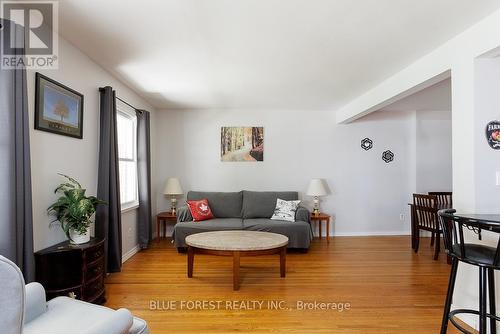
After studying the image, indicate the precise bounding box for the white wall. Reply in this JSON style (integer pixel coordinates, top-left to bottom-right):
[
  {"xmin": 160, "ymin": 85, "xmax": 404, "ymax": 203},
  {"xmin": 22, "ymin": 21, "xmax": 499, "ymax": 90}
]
[
  {"xmin": 28, "ymin": 37, "xmax": 157, "ymax": 257},
  {"xmin": 379, "ymin": 79, "xmax": 453, "ymax": 194},
  {"xmin": 415, "ymin": 110, "xmax": 453, "ymax": 193},
  {"xmin": 463, "ymin": 57, "xmax": 500, "ymax": 330},
  {"xmin": 474, "ymin": 57, "xmax": 500, "ymax": 212},
  {"xmin": 155, "ymin": 108, "xmax": 418, "ymax": 236}
]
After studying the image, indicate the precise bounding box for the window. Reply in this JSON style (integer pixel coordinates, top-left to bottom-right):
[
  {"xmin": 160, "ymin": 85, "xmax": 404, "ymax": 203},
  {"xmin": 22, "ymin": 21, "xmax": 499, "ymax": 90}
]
[{"xmin": 116, "ymin": 101, "xmax": 138, "ymax": 211}]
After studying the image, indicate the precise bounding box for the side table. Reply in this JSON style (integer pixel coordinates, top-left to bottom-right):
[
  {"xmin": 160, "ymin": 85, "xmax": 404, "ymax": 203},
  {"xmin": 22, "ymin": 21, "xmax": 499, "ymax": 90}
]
[
  {"xmin": 156, "ymin": 211, "xmax": 177, "ymax": 241},
  {"xmin": 310, "ymin": 213, "xmax": 331, "ymax": 243}
]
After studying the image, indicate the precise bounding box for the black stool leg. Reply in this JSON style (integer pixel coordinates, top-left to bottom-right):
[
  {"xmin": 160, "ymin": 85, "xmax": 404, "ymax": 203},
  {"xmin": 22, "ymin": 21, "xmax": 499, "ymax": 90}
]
[
  {"xmin": 441, "ymin": 257, "xmax": 459, "ymax": 334},
  {"xmin": 479, "ymin": 267, "xmax": 488, "ymax": 334},
  {"xmin": 488, "ymin": 268, "xmax": 497, "ymax": 334}
]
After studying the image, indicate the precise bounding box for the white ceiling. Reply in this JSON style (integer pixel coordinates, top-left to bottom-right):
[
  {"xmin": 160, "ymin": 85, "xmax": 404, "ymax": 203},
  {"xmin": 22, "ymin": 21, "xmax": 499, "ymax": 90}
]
[{"xmin": 59, "ymin": 0, "xmax": 500, "ymax": 110}]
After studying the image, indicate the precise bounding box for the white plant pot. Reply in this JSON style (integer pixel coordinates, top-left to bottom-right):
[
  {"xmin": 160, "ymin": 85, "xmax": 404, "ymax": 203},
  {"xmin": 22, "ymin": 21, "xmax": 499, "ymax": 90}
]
[{"xmin": 69, "ymin": 228, "xmax": 90, "ymax": 245}]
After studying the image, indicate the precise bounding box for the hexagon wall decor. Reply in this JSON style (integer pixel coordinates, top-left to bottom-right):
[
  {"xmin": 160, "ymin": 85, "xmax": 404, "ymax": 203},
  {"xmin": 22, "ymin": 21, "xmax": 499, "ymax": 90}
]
[
  {"xmin": 382, "ymin": 150, "xmax": 394, "ymax": 163},
  {"xmin": 361, "ymin": 138, "xmax": 373, "ymax": 151}
]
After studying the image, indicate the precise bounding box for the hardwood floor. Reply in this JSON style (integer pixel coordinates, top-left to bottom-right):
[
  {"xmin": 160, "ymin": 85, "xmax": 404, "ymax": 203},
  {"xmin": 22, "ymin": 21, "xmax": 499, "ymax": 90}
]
[{"xmin": 105, "ymin": 236, "xmax": 466, "ymax": 333}]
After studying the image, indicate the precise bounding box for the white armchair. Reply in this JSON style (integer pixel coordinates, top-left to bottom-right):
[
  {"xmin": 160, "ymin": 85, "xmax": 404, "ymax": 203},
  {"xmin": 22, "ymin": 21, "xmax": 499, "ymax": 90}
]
[{"xmin": 0, "ymin": 255, "xmax": 148, "ymax": 334}]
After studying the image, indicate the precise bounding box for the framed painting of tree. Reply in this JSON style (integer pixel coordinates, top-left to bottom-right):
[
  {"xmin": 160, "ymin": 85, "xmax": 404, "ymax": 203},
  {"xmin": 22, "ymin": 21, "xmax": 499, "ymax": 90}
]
[
  {"xmin": 221, "ymin": 127, "xmax": 264, "ymax": 162},
  {"xmin": 35, "ymin": 73, "xmax": 84, "ymax": 139}
]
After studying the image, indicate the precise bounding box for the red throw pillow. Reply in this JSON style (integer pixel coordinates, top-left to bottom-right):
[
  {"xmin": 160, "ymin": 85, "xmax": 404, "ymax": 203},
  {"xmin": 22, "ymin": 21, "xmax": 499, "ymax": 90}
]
[{"xmin": 186, "ymin": 199, "xmax": 214, "ymax": 222}]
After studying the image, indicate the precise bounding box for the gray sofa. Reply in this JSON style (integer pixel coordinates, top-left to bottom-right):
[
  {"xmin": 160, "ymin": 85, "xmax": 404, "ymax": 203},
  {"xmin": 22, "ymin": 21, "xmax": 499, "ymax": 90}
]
[{"xmin": 174, "ymin": 191, "xmax": 312, "ymax": 250}]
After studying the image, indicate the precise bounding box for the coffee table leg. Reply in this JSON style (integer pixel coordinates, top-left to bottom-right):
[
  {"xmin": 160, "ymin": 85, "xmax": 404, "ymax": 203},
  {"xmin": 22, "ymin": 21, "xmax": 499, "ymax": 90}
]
[
  {"xmin": 187, "ymin": 246, "xmax": 194, "ymax": 278},
  {"xmin": 233, "ymin": 251, "xmax": 240, "ymax": 290},
  {"xmin": 280, "ymin": 247, "xmax": 286, "ymax": 277}
]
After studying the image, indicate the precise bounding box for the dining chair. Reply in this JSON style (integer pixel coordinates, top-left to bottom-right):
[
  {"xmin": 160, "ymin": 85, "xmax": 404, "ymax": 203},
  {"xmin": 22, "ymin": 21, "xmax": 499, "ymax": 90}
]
[
  {"xmin": 413, "ymin": 194, "xmax": 441, "ymax": 260},
  {"xmin": 428, "ymin": 192, "xmax": 453, "ymax": 247},
  {"xmin": 438, "ymin": 210, "xmax": 499, "ymax": 334},
  {"xmin": 428, "ymin": 192, "xmax": 453, "ymax": 207}
]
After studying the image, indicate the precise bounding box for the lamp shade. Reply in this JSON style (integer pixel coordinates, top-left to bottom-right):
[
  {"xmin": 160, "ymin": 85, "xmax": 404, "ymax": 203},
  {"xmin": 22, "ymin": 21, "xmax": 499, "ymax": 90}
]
[
  {"xmin": 164, "ymin": 178, "xmax": 183, "ymax": 195},
  {"xmin": 306, "ymin": 178, "xmax": 331, "ymax": 197}
]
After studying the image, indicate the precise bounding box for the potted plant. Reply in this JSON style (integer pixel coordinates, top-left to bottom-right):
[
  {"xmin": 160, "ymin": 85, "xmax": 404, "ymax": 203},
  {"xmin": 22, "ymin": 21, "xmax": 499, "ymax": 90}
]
[{"xmin": 47, "ymin": 174, "xmax": 105, "ymax": 244}]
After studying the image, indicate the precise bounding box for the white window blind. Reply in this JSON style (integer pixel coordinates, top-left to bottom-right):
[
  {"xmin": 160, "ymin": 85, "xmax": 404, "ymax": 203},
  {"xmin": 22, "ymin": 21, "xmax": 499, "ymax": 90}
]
[{"xmin": 116, "ymin": 100, "xmax": 138, "ymax": 211}]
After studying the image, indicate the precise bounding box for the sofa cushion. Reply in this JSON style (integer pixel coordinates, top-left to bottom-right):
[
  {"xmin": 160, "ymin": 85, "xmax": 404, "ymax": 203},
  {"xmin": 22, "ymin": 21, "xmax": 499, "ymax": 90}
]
[
  {"xmin": 271, "ymin": 198, "xmax": 301, "ymax": 222},
  {"xmin": 242, "ymin": 191, "xmax": 298, "ymax": 219},
  {"xmin": 243, "ymin": 218, "xmax": 312, "ymax": 248},
  {"xmin": 187, "ymin": 191, "xmax": 242, "ymax": 218},
  {"xmin": 186, "ymin": 199, "xmax": 214, "ymax": 221},
  {"xmin": 173, "ymin": 218, "xmax": 244, "ymax": 247}
]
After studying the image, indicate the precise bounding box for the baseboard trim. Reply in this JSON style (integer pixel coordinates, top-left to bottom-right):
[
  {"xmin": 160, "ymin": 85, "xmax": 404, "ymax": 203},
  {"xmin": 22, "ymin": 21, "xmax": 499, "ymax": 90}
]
[
  {"xmin": 332, "ymin": 231, "xmax": 411, "ymax": 237},
  {"xmin": 122, "ymin": 244, "xmax": 141, "ymax": 263}
]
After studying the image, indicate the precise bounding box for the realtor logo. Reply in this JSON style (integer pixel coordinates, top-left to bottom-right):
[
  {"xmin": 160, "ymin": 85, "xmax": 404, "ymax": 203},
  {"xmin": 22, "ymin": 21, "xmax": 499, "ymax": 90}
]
[{"xmin": 1, "ymin": 0, "xmax": 58, "ymax": 69}]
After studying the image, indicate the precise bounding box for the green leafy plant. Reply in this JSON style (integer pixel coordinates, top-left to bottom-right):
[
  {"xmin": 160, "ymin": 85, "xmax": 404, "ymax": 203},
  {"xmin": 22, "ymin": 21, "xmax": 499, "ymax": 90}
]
[{"xmin": 47, "ymin": 174, "xmax": 106, "ymax": 240}]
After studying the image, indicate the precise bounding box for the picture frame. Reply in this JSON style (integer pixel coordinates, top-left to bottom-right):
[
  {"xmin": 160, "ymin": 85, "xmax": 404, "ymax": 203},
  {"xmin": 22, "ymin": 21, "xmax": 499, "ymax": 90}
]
[
  {"xmin": 35, "ymin": 73, "xmax": 84, "ymax": 139},
  {"xmin": 220, "ymin": 126, "xmax": 264, "ymax": 162}
]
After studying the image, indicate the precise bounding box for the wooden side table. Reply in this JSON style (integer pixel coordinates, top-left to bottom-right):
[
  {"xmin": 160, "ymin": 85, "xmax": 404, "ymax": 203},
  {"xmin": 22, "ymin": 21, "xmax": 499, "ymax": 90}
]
[
  {"xmin": 310, "ymin": 213, "xmax": 331, "ymax": 243},
  {"xmin": 156, "ymin": 211, "xmax": 177, "ymax": 241}
]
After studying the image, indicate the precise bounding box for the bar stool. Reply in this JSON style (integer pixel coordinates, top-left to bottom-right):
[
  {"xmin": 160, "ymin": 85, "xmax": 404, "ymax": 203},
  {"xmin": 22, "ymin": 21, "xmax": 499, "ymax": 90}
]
[{"xmin": 438, "ymin": 209, "xmax": 500, "ymax": 334}]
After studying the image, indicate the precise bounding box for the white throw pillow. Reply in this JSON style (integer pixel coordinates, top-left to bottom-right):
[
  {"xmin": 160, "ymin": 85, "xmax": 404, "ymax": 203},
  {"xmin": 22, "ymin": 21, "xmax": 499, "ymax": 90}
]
[{"xmin": 271, "ymin": 198, "xmax": 301, "ymax": 222}]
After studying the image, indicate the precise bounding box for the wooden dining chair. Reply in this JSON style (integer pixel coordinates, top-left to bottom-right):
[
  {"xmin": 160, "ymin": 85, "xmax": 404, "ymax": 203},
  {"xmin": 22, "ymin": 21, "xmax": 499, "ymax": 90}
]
[
  {"xmin": 428, "ymin": 192, "xmax": 453, "ymax": 247},
  {"xmin": 428, "ymin": 192, "xmax": 453, "ymax": 207},
  {"xmin": 413, "ymin": 194, "xmax": 441, "ymax": 260}
]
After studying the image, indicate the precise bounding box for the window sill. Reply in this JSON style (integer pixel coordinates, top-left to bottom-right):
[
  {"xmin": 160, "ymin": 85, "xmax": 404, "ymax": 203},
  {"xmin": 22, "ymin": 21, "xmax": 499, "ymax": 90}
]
[{"xmin": 121, "ymin": 202, "xmax": 139, "ymax": 213}]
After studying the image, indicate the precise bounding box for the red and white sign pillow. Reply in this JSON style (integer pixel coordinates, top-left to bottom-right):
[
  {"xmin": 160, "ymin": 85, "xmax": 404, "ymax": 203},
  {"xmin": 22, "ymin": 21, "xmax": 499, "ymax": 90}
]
[{"xmin": 186, "ymin": 198, "xmax": 214, "ymax": 222}]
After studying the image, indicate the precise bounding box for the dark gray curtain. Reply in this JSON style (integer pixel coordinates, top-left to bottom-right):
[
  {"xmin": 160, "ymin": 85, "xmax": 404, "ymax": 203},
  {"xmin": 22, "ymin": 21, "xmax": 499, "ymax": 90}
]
[
  {"xmin": 96, "ymin": 87, "xmax": 122, "ymax": 272},
  {"xmin": 0, "ymin": 19, "xmax": 35, "ymax": 282},
  {"xmin": 136, "ymin": 110, "xmax": 152, "ymax": 248}
]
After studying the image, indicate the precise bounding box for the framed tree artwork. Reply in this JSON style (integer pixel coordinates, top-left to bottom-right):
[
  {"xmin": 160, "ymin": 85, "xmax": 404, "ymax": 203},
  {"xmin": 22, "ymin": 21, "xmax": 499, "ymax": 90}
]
[
  {"xmin": 221, "ymin": 127, "xmax": 264, "ymax": 162},
  {"xmin": 35, "ymin": 73, "xmax": 84, "ymax": 139}
]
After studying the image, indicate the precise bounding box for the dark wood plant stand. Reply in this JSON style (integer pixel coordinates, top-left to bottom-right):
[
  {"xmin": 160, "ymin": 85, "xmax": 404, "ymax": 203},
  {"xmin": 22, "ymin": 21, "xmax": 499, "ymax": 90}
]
[{"xmin": 35, "ymin": 238, "xmax": 105, "ymax": 304}]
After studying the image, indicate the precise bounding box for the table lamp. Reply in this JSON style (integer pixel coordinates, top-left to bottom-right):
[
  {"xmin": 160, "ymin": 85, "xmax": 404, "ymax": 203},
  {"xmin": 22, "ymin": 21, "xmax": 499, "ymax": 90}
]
[
  {"xmin": 306, "ymin": 179, "xmax": 331, "ymax": 215},
  {"xmin": 164, "ymin": 177, "xmax": 183, "ymax": 215}
]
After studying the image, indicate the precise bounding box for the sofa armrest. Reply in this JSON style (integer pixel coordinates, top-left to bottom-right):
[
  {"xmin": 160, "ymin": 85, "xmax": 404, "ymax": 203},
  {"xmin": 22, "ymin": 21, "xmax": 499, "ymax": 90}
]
[
  {"xmin": 177, "ymin": 205, "xmax": 192, "ymax": 222},
  {"xmin": 24, "ymin": 282, "xmax": 47, "ymax": 324},
  {"xmin": 81, "ymin": 308, "xmax": 133, "ymax": 334},
  {"xmin": 295, "ymin": 206, "xmax": 310, "ymax": 223}
]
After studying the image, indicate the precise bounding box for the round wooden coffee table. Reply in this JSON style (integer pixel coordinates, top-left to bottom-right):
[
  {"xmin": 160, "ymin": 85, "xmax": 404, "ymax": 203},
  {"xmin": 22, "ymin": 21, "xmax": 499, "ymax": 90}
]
[{"xmin": 185, "ymin": 231, "xmax": 289, "ymax": 290}]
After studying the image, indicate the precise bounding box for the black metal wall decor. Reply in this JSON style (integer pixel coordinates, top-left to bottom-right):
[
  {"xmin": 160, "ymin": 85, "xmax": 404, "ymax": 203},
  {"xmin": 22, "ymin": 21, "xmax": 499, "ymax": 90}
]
[
  {"xmin": 382, "ymin": 150, "xmax": 394, "ymax": 163},
  {"xmin": 361, "ymin": 138, "xmax": 373, "ymax": 150},
  {"xmin": 486, "ymin": 120, "xmax": 500, "ymax": 150}
]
